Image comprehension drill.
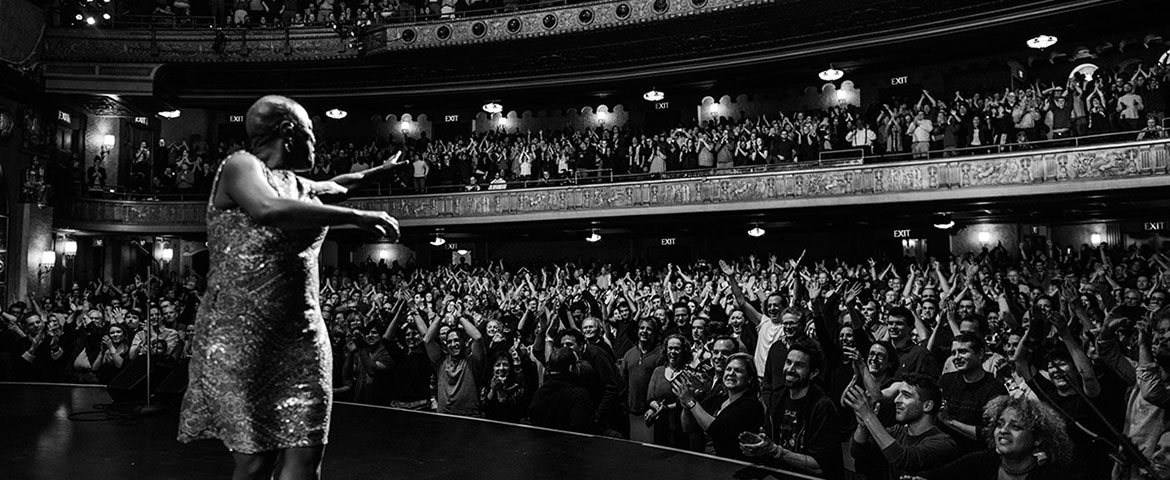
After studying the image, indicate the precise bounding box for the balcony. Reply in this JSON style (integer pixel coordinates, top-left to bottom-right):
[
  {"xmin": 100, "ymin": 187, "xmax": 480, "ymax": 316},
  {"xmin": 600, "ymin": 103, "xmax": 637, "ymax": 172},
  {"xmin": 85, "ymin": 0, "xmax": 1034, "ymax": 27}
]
[{"xmin": 52, "ymin": 139, "xmax": 1170, "ymax": 232}]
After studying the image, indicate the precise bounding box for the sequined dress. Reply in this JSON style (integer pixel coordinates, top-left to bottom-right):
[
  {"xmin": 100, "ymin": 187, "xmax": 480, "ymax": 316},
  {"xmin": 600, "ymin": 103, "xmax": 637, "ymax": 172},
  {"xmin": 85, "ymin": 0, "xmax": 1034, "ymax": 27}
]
[{"xmin": 178, "ymin": 154, "xmax": 332, "ymax": 454}]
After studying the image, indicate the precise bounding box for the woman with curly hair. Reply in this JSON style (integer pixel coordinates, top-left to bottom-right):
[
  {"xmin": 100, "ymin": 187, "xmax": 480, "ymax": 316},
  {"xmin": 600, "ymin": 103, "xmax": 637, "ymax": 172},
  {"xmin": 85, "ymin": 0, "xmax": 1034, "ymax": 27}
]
[
  {"xmin": 904, "ymin": 394, "xmax": 1073, "ymax": 480},
  {"xmin": 645, "ymin": 333, "xmax": 698, "ymax": 450}
]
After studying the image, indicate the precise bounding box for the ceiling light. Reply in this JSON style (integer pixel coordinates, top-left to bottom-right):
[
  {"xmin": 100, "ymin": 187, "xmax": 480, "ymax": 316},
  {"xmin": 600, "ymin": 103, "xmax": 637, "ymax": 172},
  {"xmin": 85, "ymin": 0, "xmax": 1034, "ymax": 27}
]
[
  {"xmin": 158, "ymin": 110, "xmax": 181, "ymax": 118},
  {"xmin": 75, "ymin": 13, "xmax": 83, "ymax": 20},
  {"xmin": 1090, "ymin": 233, "xmax": 1102, "ymax": 245},
  {"xmin": 85, "ymin": 16, "xmax": 96, "ymax": 25},
  {"xmin": 482, "ymin": 102, "xmax": 503, "ymax": 114},
  {"xmin": 818, "ymin": 67, "xmax": 844, "ymax": 82},
  {"xmin": 430, "ymin": 234, "xmax": 446, "ymax": 246},
  {"xmin": 325, "ymin": 108, "xmax": 347, "ymax": 120},
  {"xmin": 977, "ymin": 231, "xmax": 992, "ymax": 244},
  {"xmin": 102, "ymin": 13, "xmax": 111, "ymax": 20},
  {"xmin": 643, "ymin": 89, "xmax": 664, "ymax": 102},
  {"xmin": 932, "ymin": 214, "xmax": 955, "ymax": 230},
  {"xmin": 586, "ymin": 229, "xmax": 601, "ymax": 243},
  {"xmin": 747, "ymin": 225, "xmax": 765, "ymax": 237},
  {"xmin": 1027, "ymin": 35, "xmax": 1058, "ymax": 50},
  {"xmin": 455, "ymin": 249, "xmax": 470, "ymax": 255}
]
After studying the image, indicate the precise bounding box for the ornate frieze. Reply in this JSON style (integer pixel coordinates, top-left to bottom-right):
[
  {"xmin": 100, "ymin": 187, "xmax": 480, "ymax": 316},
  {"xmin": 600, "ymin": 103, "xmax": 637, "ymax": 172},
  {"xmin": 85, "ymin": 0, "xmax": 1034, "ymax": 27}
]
[
  {"xmin": 43, "ymin": 27, "xmax": 356, "ymax": 63},
  {"xmin": 366, "ymin": 0, "xmax": 773, "ymax": 53},
  {"xmin": 53, "ymin": 141, "xmax": 1170, "ymax": 231}
]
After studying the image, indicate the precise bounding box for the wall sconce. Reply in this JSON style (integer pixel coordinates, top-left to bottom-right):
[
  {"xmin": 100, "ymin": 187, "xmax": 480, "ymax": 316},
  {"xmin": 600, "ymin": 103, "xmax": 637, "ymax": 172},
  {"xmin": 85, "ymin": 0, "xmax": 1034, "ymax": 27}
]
[
  {"xmin": 977, "ymin": 231, "xmax": 992, "ymax": 244},
  {"xmin": 1090, "ymin": 233, "xmax": 1102, "ymax": 245},
  {"xmin": 158, "ymin": 242, "xmax": 174, "ymax": 263},
  {"xmin": 62, "ymin": 239, "xmax": 78, "ymax": 258},
  {"xmin": 101, "ymin": 134, "xmax": 116, "ymax": 157},
  {"xmin": 38, "ymin": 250, "xmax": 57, "ymax": 277}
]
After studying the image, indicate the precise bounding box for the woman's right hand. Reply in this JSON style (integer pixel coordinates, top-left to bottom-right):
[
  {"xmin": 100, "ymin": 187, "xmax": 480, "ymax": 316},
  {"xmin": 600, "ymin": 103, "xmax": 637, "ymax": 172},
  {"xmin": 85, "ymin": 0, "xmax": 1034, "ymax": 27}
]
[{"xmin": 355, "ymin": 210, "xmax": 399, "ymax": 239}]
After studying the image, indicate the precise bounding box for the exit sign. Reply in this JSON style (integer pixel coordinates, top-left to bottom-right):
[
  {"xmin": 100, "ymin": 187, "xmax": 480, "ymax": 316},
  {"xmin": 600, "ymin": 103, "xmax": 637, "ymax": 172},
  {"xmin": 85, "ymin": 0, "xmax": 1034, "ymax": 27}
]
[
  {"xmin": 654, "ymin": 102, "xmax": 670, "ymax": 110},
  {"xmin": 893, "ymin": 229, "xmax": 912, "ymax": 238},
  {"xmin": 445, "ymin": 115, "xmax": 460, "ymax": 122},
  {"xmin": 134, "ymin": 117, "xmax": 149, "ymax": 125},
  {"xmin": 57, "ymin": 111, "xmax": 72, "ymax": 123},
  {"xmin": 1146, "ymin": 222, "xmax": 1166, "ymax": 231},
  {"xmin": 890, "ymin": 76, "xmax": 909, "ymax": 86},
  {"xmin": 229, "ymin": 115, "xmax": 245, "ymax": 123},
  {"xmin": 661, "ymin": 238, "xmax": 676, "ymax": 246}
]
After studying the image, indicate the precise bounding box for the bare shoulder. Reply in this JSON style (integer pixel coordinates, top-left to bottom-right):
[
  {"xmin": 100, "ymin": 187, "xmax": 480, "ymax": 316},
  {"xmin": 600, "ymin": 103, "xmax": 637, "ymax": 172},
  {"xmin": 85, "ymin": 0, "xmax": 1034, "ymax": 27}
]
[{"xmin": 214, "ymin": 152, "xmax": 265, "ymax": 209}]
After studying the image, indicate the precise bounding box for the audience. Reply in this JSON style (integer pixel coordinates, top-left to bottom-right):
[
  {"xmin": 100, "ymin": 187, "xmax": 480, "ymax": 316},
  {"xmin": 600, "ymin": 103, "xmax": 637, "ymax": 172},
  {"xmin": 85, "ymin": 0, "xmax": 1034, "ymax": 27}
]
[{"xmin": 11, "ymin": 222, "xmax": 1170, "ymax": 479}]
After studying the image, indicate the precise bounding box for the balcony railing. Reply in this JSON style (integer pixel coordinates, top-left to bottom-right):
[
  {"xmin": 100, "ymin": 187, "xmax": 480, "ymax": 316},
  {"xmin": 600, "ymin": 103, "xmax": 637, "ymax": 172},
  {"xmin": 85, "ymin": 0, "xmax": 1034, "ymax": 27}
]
[{"xmin": 52, "ymin": 138, "xmax": 1170, "ymax": 232}]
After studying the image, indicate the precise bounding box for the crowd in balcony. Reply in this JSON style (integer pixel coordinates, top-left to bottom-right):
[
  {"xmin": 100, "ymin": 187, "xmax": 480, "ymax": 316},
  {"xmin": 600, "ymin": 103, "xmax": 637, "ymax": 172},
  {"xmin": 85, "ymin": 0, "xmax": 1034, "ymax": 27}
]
[
  {"xmin": 60, "ymin": 53, "xmax": 1169, "ymax": 200},
  {"xmin": 91, "ymin": 0, "xmax": 583, "ymax": 28},
  {"xmin": 6, "ymin": 238, "xmax": 1170, "ymax": 479}
]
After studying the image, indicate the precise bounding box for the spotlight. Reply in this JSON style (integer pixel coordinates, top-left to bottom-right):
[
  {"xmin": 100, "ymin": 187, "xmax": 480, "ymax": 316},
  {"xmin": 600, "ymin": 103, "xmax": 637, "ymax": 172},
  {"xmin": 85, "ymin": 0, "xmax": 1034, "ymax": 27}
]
[
  {"xmin": 585, "ymin": 229, "xmax": 601, "ymax": 243},
  {"xmin": 977, "ymin": 231, "xmax": 992, "ymax": 244},
  {"xmin": 102, "ymin": 12, "xmax": 111, "ymax": 20},
  {"xmin": 325, "ymin": 108, "xmax": 347, "ymax": 120},
  {"xmin": 818, "ymin": 67, "xmax": 843, "ymax": 82},
  {"xmin": 1090, "ymin": 233, "xmax": 1102, "ymax": 245},
  {"xmin": 932, "ymin": 214, "xmax": 955, "ymax": 230},
  {"xmin": 85, "ymin": 16, "xmax": 96, "ymax": 25},
  {"xmin": 643, "ymin": 89, "xmax": 664, "ymax": 102},
  {"xmin": 430, "ymin": 234, "xmax": 446, "ymax": 246},
  {"xmin": 482, "ymin": 102, "xmax": 503, "ymax": 114},
  {"xmin": 158, "ymin": 110, "xmax": 181, "ymax": 118},
  {"xmin": 1027, "ymin": 35, "xmax": 1058, "ymax": 50},
  {"xmin": 747, "ymin": 225, "xmax": 765, "ymax": 237}
]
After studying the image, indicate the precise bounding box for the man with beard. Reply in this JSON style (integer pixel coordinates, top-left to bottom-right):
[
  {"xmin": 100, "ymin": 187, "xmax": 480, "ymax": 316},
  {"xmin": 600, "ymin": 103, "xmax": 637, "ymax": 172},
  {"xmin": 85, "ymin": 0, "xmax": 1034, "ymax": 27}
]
[
  {"xmin": 845, "ymin": 373, "xmax": 957, "ymax": 480},
  {"xmin": 936, "ymin": 333, "xmax": 1007, "ymax": 454},
  {"xmin": 1097, "ymin": 311, "xmax": 1170, "ymax": 480},
  {"xmin": 620, "ymin": 318, "xmax": 662, "ymax": 443},
  {"xmin": 740, "ymin": 339, "xmax": 843, "ymax": 479},
  {"xmin": 762, "ymin": 307, "xmax": 816, "ymax": 409},
  {"xmin": 383, "ymin": 306, "xmax": 434, "ymax": 410},
  {"xmin": 1014, "ymin": 306, "xmax": 1108, "ymax": 480}
]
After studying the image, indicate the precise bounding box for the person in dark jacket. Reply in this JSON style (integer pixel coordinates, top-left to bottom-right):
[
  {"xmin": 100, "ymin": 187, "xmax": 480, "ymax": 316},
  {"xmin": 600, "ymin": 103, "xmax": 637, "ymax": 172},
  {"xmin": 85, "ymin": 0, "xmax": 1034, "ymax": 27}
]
[{"xmin": 529, "ymin": 347, "xmax": 594, "ymax": 434}]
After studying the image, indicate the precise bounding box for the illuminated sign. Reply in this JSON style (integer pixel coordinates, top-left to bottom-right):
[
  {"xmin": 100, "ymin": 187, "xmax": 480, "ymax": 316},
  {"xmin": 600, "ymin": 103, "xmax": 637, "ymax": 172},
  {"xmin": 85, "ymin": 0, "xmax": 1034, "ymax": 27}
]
[
  {"xmin": 134, "ymin": 117, "xmax": 149, "ymax": 125},
  {"xmin": 1146, "ymin": 222, "xmax": 1166, "ymax": 231},
  {"xmin": 445, "ymin": 115, "xmax": 460, "ymax": 122},
  {"xmin": 654, "ymin": 102, "xmax": 670, "ymax": 110},
  {"xmin": 229, "ymin": 115, "xmax": 245, "ymax": 123},
  {"xmin": 893, "ymin": 229, "xmax": 912, "ymax": 238},
  {"xmin": 57, "ymin": 111, "xmax": 71, "ymax": 123},
  {"xmin": 661, "ymin": 238, "xmax": 676, "ymax": 246},
  {"xmin": 890, "ymin": 76, "xmax": 909, "ymax": 86}
]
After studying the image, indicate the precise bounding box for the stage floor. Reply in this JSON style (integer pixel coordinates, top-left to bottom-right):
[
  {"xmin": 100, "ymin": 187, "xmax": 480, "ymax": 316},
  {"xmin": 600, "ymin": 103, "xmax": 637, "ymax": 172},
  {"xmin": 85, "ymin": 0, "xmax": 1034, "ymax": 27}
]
[{"xmin": 0, "ymin": 383, "xmax": 814, "ymax": 479}]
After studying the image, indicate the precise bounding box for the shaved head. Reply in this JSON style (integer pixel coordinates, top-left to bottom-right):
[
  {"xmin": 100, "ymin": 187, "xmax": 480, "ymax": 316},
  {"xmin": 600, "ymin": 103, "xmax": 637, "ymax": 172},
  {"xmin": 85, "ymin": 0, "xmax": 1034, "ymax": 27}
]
[
  {"xmin": 246, "ymin": 95, "xmax": 312, "ymax": 149},
  {"xmin": 245, "ymin": 95, "xmax": 316, "ymax": 170}
]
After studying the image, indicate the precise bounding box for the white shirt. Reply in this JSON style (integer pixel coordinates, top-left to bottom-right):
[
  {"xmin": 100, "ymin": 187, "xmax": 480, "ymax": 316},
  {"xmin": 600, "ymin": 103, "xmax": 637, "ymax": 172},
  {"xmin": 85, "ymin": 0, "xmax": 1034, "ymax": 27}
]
[{"xmin": 753, "ymin": 316, "xmax": 782, "ymax": 376}]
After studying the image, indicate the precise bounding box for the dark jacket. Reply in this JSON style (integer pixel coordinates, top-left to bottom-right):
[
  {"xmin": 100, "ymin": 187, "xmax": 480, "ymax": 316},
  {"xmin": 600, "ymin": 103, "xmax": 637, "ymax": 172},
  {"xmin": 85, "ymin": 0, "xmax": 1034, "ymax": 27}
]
[{"xmin": 528, "ymin": 372, "xmax": 595, "ymax": 434}]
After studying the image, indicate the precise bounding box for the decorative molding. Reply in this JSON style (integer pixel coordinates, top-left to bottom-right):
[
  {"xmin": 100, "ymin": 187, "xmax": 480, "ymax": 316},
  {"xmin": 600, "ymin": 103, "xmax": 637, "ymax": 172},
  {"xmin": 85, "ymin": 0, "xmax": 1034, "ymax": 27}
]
[
  {"xmin": 43, "ymin": 27, "xmax": 357, "ymax": 63},
  {"xmin": 366, "ymin": 0, "xmax": 772, "ymax": 54},
  {"xmin": 53, "ymin": 141, "xmax": 1170, "ymax": 231}
]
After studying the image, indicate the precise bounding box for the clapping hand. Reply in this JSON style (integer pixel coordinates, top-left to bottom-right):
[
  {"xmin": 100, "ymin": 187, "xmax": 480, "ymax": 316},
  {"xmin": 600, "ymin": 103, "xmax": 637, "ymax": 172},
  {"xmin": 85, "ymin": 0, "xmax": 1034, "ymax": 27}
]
[{"xmin": 739, "ymin": 431, "xmax": 779, "ymax": 458}]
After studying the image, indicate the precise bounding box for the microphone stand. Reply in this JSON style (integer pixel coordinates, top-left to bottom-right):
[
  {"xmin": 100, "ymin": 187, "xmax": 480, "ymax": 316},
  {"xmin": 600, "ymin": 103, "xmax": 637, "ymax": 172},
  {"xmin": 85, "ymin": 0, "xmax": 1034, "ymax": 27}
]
[{"xmin": 135, "ymin": 242, "xmax": 166, "ymax": 416}]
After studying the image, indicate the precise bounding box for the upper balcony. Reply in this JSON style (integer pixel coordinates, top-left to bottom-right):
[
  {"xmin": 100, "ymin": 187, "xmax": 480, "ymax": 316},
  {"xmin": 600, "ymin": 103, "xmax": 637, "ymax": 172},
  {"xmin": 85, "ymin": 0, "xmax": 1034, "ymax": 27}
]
[
  {"xmin": 51, "ymin": 138, "xmax": 1170, "ymax": 233},
  {"xmin": 38, "ymin": 0, "xmax": 1153, "ymax": 99}
]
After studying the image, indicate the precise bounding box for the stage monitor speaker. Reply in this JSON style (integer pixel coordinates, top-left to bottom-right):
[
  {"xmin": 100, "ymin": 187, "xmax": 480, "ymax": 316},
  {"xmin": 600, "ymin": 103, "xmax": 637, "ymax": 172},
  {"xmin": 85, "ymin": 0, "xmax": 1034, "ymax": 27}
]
[
  {"xmin": 155, "ymin": 358, "xmax": 190, "ymax": 404},
  {"xmin": 106, "ymin": 357, "xmax": 175, "ymax": 403}
]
